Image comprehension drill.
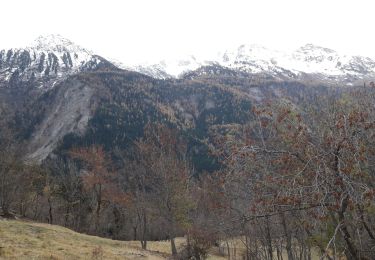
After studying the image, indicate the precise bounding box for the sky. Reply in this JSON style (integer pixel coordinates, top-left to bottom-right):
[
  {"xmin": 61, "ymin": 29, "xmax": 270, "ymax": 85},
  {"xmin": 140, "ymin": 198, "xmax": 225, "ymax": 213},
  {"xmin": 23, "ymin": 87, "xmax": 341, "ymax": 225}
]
[{"xmin": 1, "ymin": 0, "xmax": 375, "ymax": 63}]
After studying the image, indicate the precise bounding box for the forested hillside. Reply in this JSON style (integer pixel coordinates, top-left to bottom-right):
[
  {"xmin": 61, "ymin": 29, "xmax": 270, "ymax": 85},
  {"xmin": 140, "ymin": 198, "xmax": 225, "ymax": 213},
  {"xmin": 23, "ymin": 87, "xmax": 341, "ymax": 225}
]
[{"xmin": 1, "ymin": 35, "xmax": 375, "ymax": 259}]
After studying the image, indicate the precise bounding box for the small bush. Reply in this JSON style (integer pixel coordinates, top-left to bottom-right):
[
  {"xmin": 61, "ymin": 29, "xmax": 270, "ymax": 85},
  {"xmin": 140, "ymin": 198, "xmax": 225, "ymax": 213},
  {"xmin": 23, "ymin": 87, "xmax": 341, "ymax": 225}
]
[
  {"xmin": 91, "ymin": 246, "xmax": 103, "ymax": 260},
  {"xmin": 176, "ymin": 229, "xmax": 217, "ymax": 260}
]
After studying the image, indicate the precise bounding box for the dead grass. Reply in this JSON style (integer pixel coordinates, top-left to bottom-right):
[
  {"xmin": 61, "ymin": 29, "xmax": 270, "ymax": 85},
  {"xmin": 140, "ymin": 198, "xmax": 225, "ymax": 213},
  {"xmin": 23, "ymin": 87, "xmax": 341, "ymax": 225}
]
[
  {"xmin": 0, "ymin": 218, "xmax": 326, "ymax": 260},
  {"xmin": 0, "ymin": 218, "xmax": 167, "ymax": 259}
]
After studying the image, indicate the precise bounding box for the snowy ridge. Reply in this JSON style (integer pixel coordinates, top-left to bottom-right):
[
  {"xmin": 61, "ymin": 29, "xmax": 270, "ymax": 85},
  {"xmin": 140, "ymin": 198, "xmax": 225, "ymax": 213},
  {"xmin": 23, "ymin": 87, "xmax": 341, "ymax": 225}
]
[
  {"xmin": 129, "ymin": 43, "xmax": 375, "ymax": 82},
  {"xmin": 0, "ymin": 34, "xmax": 104, "ymax": 89},
  {"xmin": 29, "ymin": 34, "xmax": 95, "ymax": 69},
  {"xmin": 31, "ymin": 34, "xmax": 91, "ymax": 54},
  {"xmin": 119, "ymin": 55, "xmax": 214, "ymax": 79},
  {"xmin": 2, "ymin": 35, "xmax": 375, "ymax": 86}
]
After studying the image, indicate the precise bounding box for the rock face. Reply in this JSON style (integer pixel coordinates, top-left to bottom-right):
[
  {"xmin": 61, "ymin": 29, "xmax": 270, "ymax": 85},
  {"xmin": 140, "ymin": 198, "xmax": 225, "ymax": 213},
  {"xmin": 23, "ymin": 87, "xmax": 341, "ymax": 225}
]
[
  {"xmin": 0, "ymin": 35, "xmax": 119, "ymax": 162},
  {"xmin": 0, "ymin": 34, "xmax": 110, "ymax": 90},
  {"xmin": 25, "ymin": 76, "xmax": 100, "ymax": 162}
]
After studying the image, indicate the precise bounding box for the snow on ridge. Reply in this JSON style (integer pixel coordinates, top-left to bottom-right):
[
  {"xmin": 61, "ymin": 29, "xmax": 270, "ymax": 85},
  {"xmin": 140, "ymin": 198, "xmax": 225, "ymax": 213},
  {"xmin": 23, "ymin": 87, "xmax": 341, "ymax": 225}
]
[
  {"xmin": 131, "ymin": 43, "xmax": 375, "ymax": 80},
  {"xmin": 0, "ymin": 34, "xmax": 96, "ymax": 71},
  {"xmin": 30, "ymin": 34, "xmax": 92, "ymax": 55},
  {"xmin": 0, "ymin": 34, "xmax": 103, "ymax": 88},
  {"xmin": 3, "ymin": 34, "xmax": 374, "ymax": 83},
  {"xmin": 125, "ymin": 55, "xmax": 213, "ymax": 78},
  {"xmin": 27, "ymin": 34, "xmax": 94, "ymax": 69}
]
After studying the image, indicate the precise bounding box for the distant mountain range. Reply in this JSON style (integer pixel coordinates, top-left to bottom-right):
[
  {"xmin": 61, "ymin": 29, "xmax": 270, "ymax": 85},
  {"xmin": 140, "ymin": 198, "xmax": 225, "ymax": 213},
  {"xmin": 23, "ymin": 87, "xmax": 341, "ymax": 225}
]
[
  {"xmin": 1, "ymin": 34, "xmax": 375, "ymax": 89},
  {"xmin": 0, "ymin": 35, "xmax": 373, "ymax": 170},
  {"xmin": 124, "ymin": 43, "xmax": 375, "ymax": 85}
]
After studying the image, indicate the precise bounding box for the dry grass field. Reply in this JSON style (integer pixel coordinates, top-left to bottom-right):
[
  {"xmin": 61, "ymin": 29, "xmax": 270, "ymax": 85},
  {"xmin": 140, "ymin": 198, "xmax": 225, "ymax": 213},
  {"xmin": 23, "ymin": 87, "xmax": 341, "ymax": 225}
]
[
  {"xmin": 0, "ymin": 218, "xmax": 171, "ymax": 259},
  {"xmin": 0, "ymin": 219, "xmax": 229, "ymax": 259},
  {"xmin": 0, "ymin": 218, "xmax": 331, "ymax": 259}
]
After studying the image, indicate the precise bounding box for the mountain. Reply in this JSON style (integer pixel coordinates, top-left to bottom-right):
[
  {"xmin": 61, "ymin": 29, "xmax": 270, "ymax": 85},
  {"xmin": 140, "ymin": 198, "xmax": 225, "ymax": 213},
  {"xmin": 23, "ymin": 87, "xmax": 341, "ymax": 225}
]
[
  {"xmin": 130, "ymin": 44, "xmax": 375, "ymax": 84},
  {"xmin": 2, "ymin": 35, "xmax": 374, "ymax": 87},
  {"xmin": 118, "ymin": 55, "xmax": 213, "ymax": 79},
  {"xmin": 20, "ymin": 69, "xmax": 257, "ymax": 166},
  {"xmin": 0, "ymin": 35, "xmax": 371, "ymax": 171},
  {"xmin": 0, "ymin": 34, "xmax": 116, "ymax": 91}
]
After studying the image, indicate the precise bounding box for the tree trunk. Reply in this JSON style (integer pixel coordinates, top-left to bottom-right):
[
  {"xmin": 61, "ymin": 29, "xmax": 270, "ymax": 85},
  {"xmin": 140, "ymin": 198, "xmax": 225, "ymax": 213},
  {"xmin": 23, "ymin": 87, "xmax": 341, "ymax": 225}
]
[
  {"xmin": 266, "ymin": 216, "xmax": 273, "ymax": 260},
  {"xmin": 226, "ymin": 240, "xmax": 231, "ymax": 259},
  {"xmin": 281, "ymin": 213, "xmax": 294, "ymax": 260},
  {"xmin": 140, "ymin": 209, "xmax": 147, "ymax": 250},
  {"xmin": 94, "ymin": 185, "xmax": 102, "ymax": 232},
  {"xmin": 357, "ymin": 205, "xmax": 375, "ymax": 241},
  {"xmin": 64, "ymin": 205, "xmax": 70, "ymax": 227},
  {"xmin": 19, "ymin": 202, "xmax": 25, "ymax": 217},
  {"xmin": 245, "ymin": 235, "xmax": 251, "ymax": 260},
  {"xmin": 303, "ymin": 224, "xmax": 333, "ymax": 260},
  {"xmin": 133, "ymin": 226, "xmax": 137, "ymax": 241},
  {"xmin": 47, "ymin": 197, "xmax": 53, "ymax": 224},
  {"xmin": 338, "ymin": 195, "xmax": 361, "ymax": 260},
  {"xmin": 171, "ymin": 237, "xmax": 177, "ymax": 256},
  {"xmin": 141, "ymin": 240, "xmax": 147, "ymax": 250}
]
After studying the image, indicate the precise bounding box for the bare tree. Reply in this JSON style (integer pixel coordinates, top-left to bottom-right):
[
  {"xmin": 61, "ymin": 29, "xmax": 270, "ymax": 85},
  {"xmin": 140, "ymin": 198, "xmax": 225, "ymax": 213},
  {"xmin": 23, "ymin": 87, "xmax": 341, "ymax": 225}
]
[
  {"xmin": 133, "ymin": 124, "xmax": 194, "ymax": 256},
  {"xmin": 213, "ymin": 88, "xmax": 375, "ymax": 259}
]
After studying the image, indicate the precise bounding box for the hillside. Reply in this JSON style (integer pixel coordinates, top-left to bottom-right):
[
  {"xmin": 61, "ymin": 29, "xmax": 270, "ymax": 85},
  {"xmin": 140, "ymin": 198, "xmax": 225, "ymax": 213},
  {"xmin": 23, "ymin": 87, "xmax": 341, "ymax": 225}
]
[
  {"xmin": 0, "ymin": 219, "xmax": 238, "ymax": 259},
  {"xmin": 0, "ymin": 35, "xmax": 363, "ymax": 170},
  {"xmin": 0, "ymin": 219, "xmax": 176, "ymax": 259},
  {"xmin": 0, "ymin": 219, "xmax": 327, "ymax": 260}
]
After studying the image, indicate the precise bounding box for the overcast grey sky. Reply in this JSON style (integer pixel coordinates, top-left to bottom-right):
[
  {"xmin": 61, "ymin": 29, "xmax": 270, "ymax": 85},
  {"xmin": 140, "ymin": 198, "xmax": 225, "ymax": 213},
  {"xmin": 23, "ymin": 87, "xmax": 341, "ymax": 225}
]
[{"xmin": 1, "ymin": 0, "xmax": 374, "ymax": 63}]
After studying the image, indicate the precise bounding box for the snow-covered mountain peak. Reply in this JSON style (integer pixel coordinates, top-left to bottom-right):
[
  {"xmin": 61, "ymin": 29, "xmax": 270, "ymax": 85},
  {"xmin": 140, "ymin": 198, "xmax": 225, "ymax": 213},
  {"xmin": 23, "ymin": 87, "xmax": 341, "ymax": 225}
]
[
  {"xmin": 157, "ymin": 55, "xmax": 205, "ymax": 77},
  {"xmin": 221, "ymin": 44, "xmax": 283, "ymax": 66},
  {"xmin": 131, "ymin": 43, "xmax": 375, "ymax": 84},
  {"xmin": 0, "ymin": 35, "xmax": 106, "ymax": 89},
  {"xmin": 292, "ymin": 44, "xmax": 339, "ymax": 65},
  {"xmin": 3, "ymin": 34, "xmax": 372, "ymax": 85},
  {"xmin": 296, "ymin": 44, "xmax": 336, "ymax": 55},
  {"xmin": 118, "ymin": 55, "xmax": 211, "ymax": 79},
  {"xmin": 30, "ymin": 34, "xmax": 91, "ymax": 55}
]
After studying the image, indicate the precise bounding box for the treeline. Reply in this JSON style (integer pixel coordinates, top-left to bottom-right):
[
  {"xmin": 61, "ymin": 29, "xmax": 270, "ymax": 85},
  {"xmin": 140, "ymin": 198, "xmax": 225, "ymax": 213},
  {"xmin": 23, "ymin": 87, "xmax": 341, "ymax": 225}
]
[{"xmin": 1, "ymin": 88, "xmax": 375, "ymax": 259}]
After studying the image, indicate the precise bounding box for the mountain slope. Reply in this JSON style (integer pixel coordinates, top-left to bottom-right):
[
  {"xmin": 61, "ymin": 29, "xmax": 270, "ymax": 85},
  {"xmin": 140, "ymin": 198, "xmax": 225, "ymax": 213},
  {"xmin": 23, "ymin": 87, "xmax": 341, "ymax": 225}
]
[
  {"xmin": 0, "ymin": 35, "xmax": 367, "ymax": 170},
  {"xmin": 19, "ymin": 67, "xmax": 338, "ymax": 172},
  {"xmin": 0, "ymin": 34, "xmax": 116, "ymax": 91},
  {"xmin": 20, "ymin": 70, "xmax": 255, "ymax": 170}
]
